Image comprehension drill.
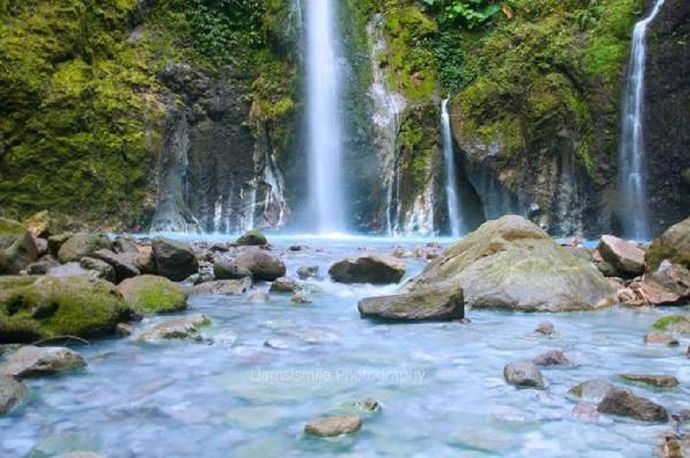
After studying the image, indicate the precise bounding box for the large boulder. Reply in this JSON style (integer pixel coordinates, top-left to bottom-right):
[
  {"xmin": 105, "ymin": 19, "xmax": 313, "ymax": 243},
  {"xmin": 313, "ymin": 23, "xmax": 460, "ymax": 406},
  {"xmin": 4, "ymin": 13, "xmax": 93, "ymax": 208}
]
[
  {"xmin": 91, "ymin": 249, "xmax": 141, "ymax": 282},
  {"xmin": 405, "ymin": 215, "xmax": 616, "ymax": 312},
  {"xmin": 597, "ymin": 388, "xmax": 668, "ymax": 422},
  {"xmin": 57, "ymin": 233, "xmax": 112, "ymax": 263},
  {"xmin": 646, "ymin": 217, "xmax": 690, "ymax": 271},
  {"xmin": 79, "ymin": 257, "xmax": 116, "ymax": 283},
  {"xmin": 358, "ymin": 289, "xmax": 464, "ymax": 322},
  {"xmin": 23, "ymin": 211, "xmax": 75, "ymax": 238},
  {"xmin": 637, "ymin": 262, "xmax": 690, "ymax": 306},
  {"xmin": 235, "ymin": 248, "xmax": 286, "ymax": 282},
  {"xmin": 213, "ymin": 260, "xmax": 253, "ymax": 281},
  {"xmin": 236, "ymin": 229, "xmax": 268, "ymax": 246},
  {"xmin": 0, "ymin": 276, "xmax": 129, "ymax": 343},
  {"xmin": 151, "ymin": 238, "xmax": 198, "ymax": 281},
  {"xmin": 329, "ymin": 254, "xmax": 405, "ymax": 285},
  {"xmin": 0, "ymin": 346, "xmax": 86, "ymax": 379},
  {"xmin": 0, "ymin": 218, "xmax": 38, "ymax": 274},
  {"xmin": 117, "ymin": 275, "xmax": 188, "ymax": 315},
  {"xmin": 597, "ymin": 235, "xmax": 645, "ymax": 277},
  {"xmin": 0, "ymin": 376, "xmax": 28, "ymax": 415}
]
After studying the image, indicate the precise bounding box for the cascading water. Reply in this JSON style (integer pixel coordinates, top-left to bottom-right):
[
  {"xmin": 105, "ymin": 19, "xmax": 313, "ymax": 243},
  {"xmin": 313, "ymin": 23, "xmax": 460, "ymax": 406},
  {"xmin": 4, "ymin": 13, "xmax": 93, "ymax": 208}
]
[
  {"xmin": 441, "ymin": 99, "xmax": 462, "ymax": 237},
  {"xmin": 306, "ymin": 0, "xmax": 345, "ymax": 233},
  {"xmin": 618, "ymin": 0, "xmax": 666, "ymax": 240}
]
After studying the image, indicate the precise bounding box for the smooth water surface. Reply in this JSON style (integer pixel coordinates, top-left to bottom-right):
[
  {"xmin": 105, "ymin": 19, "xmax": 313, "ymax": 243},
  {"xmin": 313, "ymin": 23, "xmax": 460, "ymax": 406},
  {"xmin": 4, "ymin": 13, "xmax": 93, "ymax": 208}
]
[{"xmin": 1, "ymin": 237, "xmax": 687, "ymax": 457}]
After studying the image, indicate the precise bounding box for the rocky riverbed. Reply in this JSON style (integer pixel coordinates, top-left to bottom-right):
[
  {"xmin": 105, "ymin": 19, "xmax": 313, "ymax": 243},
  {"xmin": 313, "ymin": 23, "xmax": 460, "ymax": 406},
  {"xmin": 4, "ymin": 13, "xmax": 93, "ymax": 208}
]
[{"xmin": 0, "ymin": 213, "xmax": 689, "ymax": 456}]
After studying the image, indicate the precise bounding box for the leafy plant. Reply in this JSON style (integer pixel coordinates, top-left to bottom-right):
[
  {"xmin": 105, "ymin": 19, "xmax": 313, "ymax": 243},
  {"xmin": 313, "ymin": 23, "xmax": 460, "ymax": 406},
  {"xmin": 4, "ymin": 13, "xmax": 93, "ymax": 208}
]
[{"xmin": 421, "ymin": 0, "xmax": 513, "ymax": 28}]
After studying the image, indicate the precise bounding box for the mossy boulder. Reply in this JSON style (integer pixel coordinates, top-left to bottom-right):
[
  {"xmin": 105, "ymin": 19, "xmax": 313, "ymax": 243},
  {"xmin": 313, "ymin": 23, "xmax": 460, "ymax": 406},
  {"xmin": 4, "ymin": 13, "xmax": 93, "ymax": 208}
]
[
  {"xmin": 405, "ymin": 215, "xmax": 616, "ymax": 312},
  {"xmin": 0, "ymin": 218, "xmax": 38, "ymax": 274},
  {"xmin": 23, "ymin": 210, "xmax": 75, "ymax": 238},
  {"xmin": 57, "ymin": 233, "xmax": 112, "ymax": 263},
  {"xmin": 652, "ymin": 315, "xmax": 690, "ymax": 335},
  {"xmin": 236, "ymin": 230, "xmax": 268, "ymax": 246},
  {"xmin": 151, "ymin": 238, "xmax": 198, "ymax": 282},
  {"xmin": 0, "ymin": 276, "xmax": 129, "ymax": 344},
  {"xmin": 358, "ymin": 288, "xmax": 464, "ymax": 322},
  {"xmin": 117, "ymin": 275, "xmax": 188, "ymax": 315},
  {"xmin": 646, "ymin": 217, "xmax": 690, "ymax": 271}
]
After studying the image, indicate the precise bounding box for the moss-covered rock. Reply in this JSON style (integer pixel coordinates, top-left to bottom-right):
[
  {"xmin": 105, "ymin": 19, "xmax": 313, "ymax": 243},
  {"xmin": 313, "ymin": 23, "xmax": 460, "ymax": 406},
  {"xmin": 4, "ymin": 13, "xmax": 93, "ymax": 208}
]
[
  {"xmin": 652, "ymin": 315, "xmax": 690, "ymax": 335},
  {"xmin": 236, "ymin": 229, "xmax": 268, "ymax": 246},
  {"xmin": 57, "ymin": 233, "xmax": 112, "ymax": 263},
  {"xmin": 0, "ymin": 218, "xmax": 38, "ymax": 274},
  {"xmin": 646, "ymin": 217, "xmax": 690, "ymax": 271},
  {"xmin": 117, "ymin": 275, "xmax": 188, "ymax": 315},
  {"xmin": 0, "ymin": 276, "xmax": 129, "ymax": 343}
]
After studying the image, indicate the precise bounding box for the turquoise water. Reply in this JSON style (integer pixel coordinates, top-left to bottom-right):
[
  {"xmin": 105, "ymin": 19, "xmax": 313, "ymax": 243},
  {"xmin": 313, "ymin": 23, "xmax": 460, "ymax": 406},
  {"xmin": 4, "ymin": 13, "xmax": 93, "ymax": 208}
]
[{"xmin": 1, "ymin": 237, "xmax": 687, "ymax": 457}]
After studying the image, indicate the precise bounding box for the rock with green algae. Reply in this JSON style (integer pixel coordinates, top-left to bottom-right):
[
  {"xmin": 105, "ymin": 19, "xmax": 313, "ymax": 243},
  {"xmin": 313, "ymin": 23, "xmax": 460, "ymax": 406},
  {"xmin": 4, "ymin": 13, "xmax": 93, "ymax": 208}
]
[
  {"xmin": 405, "ymin": 215, "xmax": 616, "ymax": 312},
  {"xmin": 138, "ymin": 314, "xmax": 211, "ymax": 342},
  {"xmin": 236, "ymin": 230, "xmax": 268, "ymax": 246},
  {"xmin": 0, "ymin": 217, "xmax": 38, "ymax": 274},
  {"xmin": 646, "ymin": 217, "xmax": 690, "ymax": 271},
  {"xmin": 57, "ymin": 233, "xmax": 112, "ymax": 263},
  {"xmin": 358, "ymin": 288, "xmax": 464, "ymax": 322},
  {"xmin": 652, "ymin": 316, "xmax": 690, "ymax": 335},
  {"xmin": 117, "ymin": 275, "xmax": 188, "ymax": 315},
  {"xmin": 0, "ymin": 275, "xmax": 130, "ymax": 344}
]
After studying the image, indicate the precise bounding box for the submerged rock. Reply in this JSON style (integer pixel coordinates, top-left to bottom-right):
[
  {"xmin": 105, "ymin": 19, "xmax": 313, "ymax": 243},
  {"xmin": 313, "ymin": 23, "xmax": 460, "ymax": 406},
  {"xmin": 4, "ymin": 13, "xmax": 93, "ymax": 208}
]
[
  {"xmin": 236, "ymin": 229, "xmax": 268, "ymax": 246},
  {"xmin": 297, "ymin": 265, "xmax": 320, "ymax": 280},
  {"xmin": 269, "ymin": 277, "xmax": 298, "ymax": 294},
  {"xmin": 304, "ymin": 415, "xmax": 362, "ymax": 437},
  {"xmin": 291, "ymin": 293, "xmax": 312, "ymax": 304},
  {"xmin": 644, "ymin": 333, "xmax": 679, "ymax": 347},
  {"xmin": 152, "ymin": 238, "xmax": 199, "ymax": 282},
  {"xmin": 342, "ymin": 399, "xmax": 381, "ymax": 413},
  {"xmin": 534, "ymin": 321, "xmax": 556, "ymax": 336},
  {"xmin": 0, "ymin": 276, "xmax": 128, "ymax": 343},
  {"xmin": 0, "ymin": 346, "xmax": 86, "ymax": 379},
  {"xmin": 646, "ymin": 216, "xmax": 690, "ymax": 271},
  {"xmin": 618, "ymin": 374, "xmax": 679, "ymax": 388},
  {"xmin": 597, "ymin": 388, "xmax": 668, "ymax": 422},
  {"xmin": 532, "ymin": 350, "xmax": 569, "ymax": 366},
  {"xmin": 0, "ymin": 376, "xmax": 28, "ymax": 415},
  {"xmin": 235, "ymin": 248, "xmax": 286, "ymax": 282},
  {"xmin": 0, "ymin": 217, "xmax": 38, "ymax": 274},
  {"xmin": 191, "ymin": 278, "xmax": 252, "ymax": 296},
  {"xmin": 658, "ymin": 434, "xmax": 690, "ymax": 458},
  {"xmin": 57, "ymin": 233, "xmax": 112, "ymax": 263},
  {"xmin": 404, "ymin": 216, "xmax": 616, "ymax": 312},
  {"xmin": 213, "ymin": 261, "xmax": 253, "ymax": 281},
  {"xmin": 503, "ymin": 360, "xmax": 544, "ymax": 388},
  {"xmin": 358, "ymin": 289, "xmax": 464, "ymax": 322},
  {"xmin": 329, "ymin": 253, "xmax": 405, "ymax": 284},
  {"xmin": 567, "ymin": 379, "xmax": 615, "ymax": 403},
  {"xmin": 597, "ymin": 235, "xmax": 645, "ymax": 277},
  {"xmin": 118, "ymin": 275, "xmax": 188, "ymax": 315},
  {"xmin": 138, "ymin": 314, "xmax": 211, "ymax": 341}
]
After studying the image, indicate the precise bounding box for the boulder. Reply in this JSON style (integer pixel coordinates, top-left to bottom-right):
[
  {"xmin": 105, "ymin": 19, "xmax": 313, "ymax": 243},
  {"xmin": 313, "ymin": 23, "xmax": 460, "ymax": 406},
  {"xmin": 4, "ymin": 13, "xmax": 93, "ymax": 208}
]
[
  {"xmin": 0, "ymin": 217, "xmax": 38, "ymax": 274},
  {"xmin": 644, "ymin": 333, "xmax": 679, "ymax": 347},
  {"xmin": 504, "ymin": 361, "xmax": 544, "ymax": 388},
  {"xmin": 532, "ymin": 350, "xmax": 569, "ymax": 366},
  {"xmin": 0, "ymin": 346, "xmax": 86, "ymax": 379},
  {"xmin": 235, "ymin": 248, "xmax": 286, "ymax": 282},
  {"xmin": 152, "ymin": 238, "xmax": 199, "ymax": 281},
  {"xmin": 637, "ymin": 262, "xmax": 690, "ymax": 306},
  {"xmin": 79, "ymin": 257, "xmax": 116, "ymax": 283},
  {"xmin": 659, "ymin": 434, "xmax": 690, "ymax": 458},
  {"xmin": 358, "ymin": 289, "xmax": 464, "ymax": 322},
  {"xmin": 47, "ymin": 233, "xmax": 73, "ymax": 257},
  {"xmin": 652, "ymin": 315, "xmax": 690, "ymax": 335},
  {"xmin": 91, "ymin": 249, "xmax": 141, "ymax": 282},
  {"xmin": 236, "ymin": 229, "xmax": 268, "ymax": 246},
  {"xmin": 304, "ymin": 415, "xmax": 362, "ymax": 437},
  {"xmin": 567, "ymin": 379, "xmax": 615, "ymax": 403},
  {"xmin": 0, "ymin": 276, "xmax": 129, "ymax": 343},
  {"xmin": 617, "ymin": 374, "xmax": 679, "ymax": 388},
  {"xmin": 404, "ymin": 216, "xmax": 616, "ymax": 312},
  {"xmin": 23, "ymin": 211, "xmax": 74, "ymax": 238},
  {"xmin": 136, "ymin": 245, "xmax": 156, "ymax": 274},
  {"xmin": 597, "ymin": 388, "xmax": 668, "ymax": 422},
  {"xmin": 0, "ymin": 376, "xmax": 28, "ymax": 415},
  {"xmin": 213, "ymin": 260, "xmax": 253, "ymax": 281},
  {"xmin": 33, "ymin": 237, "xmax": 48, "ymax": 257},
  {"xmin": 138, "ymin": 314, "xmax": 211, "ymax": 341},
  {"xmin": 118, "ymin": 275, "xmax": 188, "ymax": 315},
  {"xmin": 47, "ymin": 262, "xmax": 101, "ymax": 280},
  {"xmin": 534, "ymin": 321, "xmax": 555, "ymax": 336},
  {"xmin": 597, "ymin": 235, "xmax": 645, "ymax": 277},
  {"xmin": 646, "ymin": 216, "xmax": 690, "ymax": 271},
  {"xmin": 269, "ymin": 277, "xmax": 298, "ymax": 294},
  {"xmin": 27, "ymin": 259, "xmax": 58, "ymax": 276},
  {"xmin": 191, "ymin": 278, "xmax": 252, "ymax": 296},
  {"xmin": 113, "ymin": 236, "xmax": 140, "ymax": 254},
  {"xmin": 329, "ymin": 253, "xmax": 405, "ymax": 285},
  {"xmin": 297, "ymin": 265, "xmax": 320, "ymax": 280},
  {"xmin": 57, "ymin": 233, "xmax": 112, "ymax": 263}
]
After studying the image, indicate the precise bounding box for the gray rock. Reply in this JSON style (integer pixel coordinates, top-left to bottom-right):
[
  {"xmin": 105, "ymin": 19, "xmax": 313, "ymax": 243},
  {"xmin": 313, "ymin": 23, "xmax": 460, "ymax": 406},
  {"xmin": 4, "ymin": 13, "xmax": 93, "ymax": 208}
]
[
  {"xmin": 235, "ymin": 248, "xmax": 286, "ymax": 281},
  {"xmin": 503, "ymin": 360, "xmax": 544, "ymax": 388},
  {"xmin": 91, "ymin": 249, "xmax": 141, "ymax": 282},
  {"xmin": 0, "ymin": 346, "xmax": 86, "ymax": 379},
  {"xmin": 567, "ymin": 379, "xmax": 614, "ymax": 403},
  {"xmin": 329, "ymin": 253, "xmax": 405, "ymax": 285},
  {"xmin": 644, "ymin": 333, "xmax": 680, "ymax": 346},
  {"xmin": 358, "ymin": 288, "xmax": 464, "ymax": 322},
  {"xmin": 236, "ymin": 229, "xmax": 268, "ymax": 246},
  {"xmin": 191, "ymin": 278, "xmax": 252, "ymax": 296},
  {"xmin": 597, "ymin": 388, "xmax": 668, "ymax": 422},
  {"xmin": 405, "ymin": 216, "xmax": 616, "ymax": 312},
  {"xmin": 113, "ymin": 235, "xmax": 140, "ymax": 254},
  {"xmin": 291, "ymin": 293, "xmax": 312, "ymax": 304},
  {"xmin": 646, "ymin": 216, "xmax": 690, "ymax": 271},
  {"xmin": 0, "ymin": 376, "xmax": 28, "ymax": 415},
  {"xmin": 297, "ymin": 265, "xmax": 320, "ymax": 280},
  {"xmin": 138, "ymin": 314, "xmax": 211, "ymax": 341},
  {"xmin": 637, "ymin": 262, "xmax": 690, "ymax": 306},
  {"xmin": 79, "ymin": 257, "xmax": 116, "ymax": 283},
  {"xmin": 213, "ymin": 260, "xmax": 253, "ymax": 281},
  {"xmin": 532, "ymin": 350, "xmax": 569, "ymax": 366},
  {"xmin": 47, "ymin": 262, "xmax": 100, "ymax": 280},
  {"xmin": 47, "ymin": 233, "xmax": 73, "ymax": 258},
  {"xmin": 57, "ymin": 233, "xmax": 112, "ymax": 263},
  {"xmin": 270, "ymin": 277, "xmax": 298, "ymax": 293},
  {"xmin": 598, "ymin": 235, "xmax": 645, "ymax": 277},
  {"xmin": 618, "ymin": 373, "xmax": 679, "ymax": 388},
  {"xmin": 152, "ymin": 238, "xmax": 199, "ymax": 281},
  {"xmin": 304, "ymin": 415, "xmax": 362, "ymax": 437},
  {"xmin": 0, "ymin": 218, "xmax": 38, "ymax": 274},
  {"xmin": 534, "ymin": 321, "xmax": 555, "ymax": 336}
]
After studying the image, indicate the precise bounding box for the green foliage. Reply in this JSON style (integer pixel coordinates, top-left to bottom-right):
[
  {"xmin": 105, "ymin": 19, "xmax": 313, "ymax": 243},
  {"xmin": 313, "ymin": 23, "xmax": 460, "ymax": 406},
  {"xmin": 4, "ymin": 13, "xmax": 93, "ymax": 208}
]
[{"xmin": 422, "ymin": 0, "xmax": 510, "ymax": 28}]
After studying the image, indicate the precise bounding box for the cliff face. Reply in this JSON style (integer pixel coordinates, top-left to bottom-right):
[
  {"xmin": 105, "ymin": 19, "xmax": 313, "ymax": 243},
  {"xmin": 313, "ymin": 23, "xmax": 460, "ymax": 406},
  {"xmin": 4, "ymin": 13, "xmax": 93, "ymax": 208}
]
[{"xmin": 644, "ymin": 0, "xmax": 690, "ymax": 235}]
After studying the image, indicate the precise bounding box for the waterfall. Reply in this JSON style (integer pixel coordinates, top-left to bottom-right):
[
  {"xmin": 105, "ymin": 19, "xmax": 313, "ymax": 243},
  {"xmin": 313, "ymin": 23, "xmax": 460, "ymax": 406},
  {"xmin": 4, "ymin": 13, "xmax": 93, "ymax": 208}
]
[
  {"xmin": 441, "ymin": 99, "xmax": 462, "ymax": 237},
  {"xmin": 306, "ymin": 0, "xmax": 345, "ymax": 233},
  {"xmin": 618, "ymin": 0, "xmax": 665, "ymax": 240}
]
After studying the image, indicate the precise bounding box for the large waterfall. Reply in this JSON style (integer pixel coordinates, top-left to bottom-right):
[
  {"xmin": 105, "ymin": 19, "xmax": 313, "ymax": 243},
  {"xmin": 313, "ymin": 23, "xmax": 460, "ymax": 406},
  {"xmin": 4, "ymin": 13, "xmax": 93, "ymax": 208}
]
[
  {"xmin": 618, "ymin": 0, "xmax": 666, "ymax": 240},
  {"xmin": 441, "ymin": 99, "xmax": 462, "ymax": 237},
  {"xmin": 306, "ymin": 0, "xmax": 346, "ymax": 233}
]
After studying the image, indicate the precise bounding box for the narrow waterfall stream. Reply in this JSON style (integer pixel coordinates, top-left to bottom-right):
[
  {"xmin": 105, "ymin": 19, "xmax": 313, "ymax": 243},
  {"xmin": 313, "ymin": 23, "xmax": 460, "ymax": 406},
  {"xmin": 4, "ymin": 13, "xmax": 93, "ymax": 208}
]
[
  {"xmin": 441, "ymin": 99, "xmax": 462, "ymax": 237},
  {"xmin": 306, "ymin": 0, "xmax": 346, "ymax": 233},
  {"xmin": 618, "ymin": 0, "xmax": 666, "ymax": 240}
]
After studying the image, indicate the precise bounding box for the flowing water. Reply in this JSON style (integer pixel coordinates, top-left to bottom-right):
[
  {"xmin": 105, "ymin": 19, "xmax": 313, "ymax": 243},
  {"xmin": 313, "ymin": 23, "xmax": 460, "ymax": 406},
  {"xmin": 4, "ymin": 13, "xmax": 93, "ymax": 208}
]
[
  {"xmin": 306, "ymin": 0, "xmax": 345, "ymax": 233},
  {"xmin": 618, "ymin": 0, "xmax": 666, "ymax": 241},
  {"xmin": 1, "ymin": 236, "xmax": 688, "ymax": 457},
  {"xmin": 441, "ymin": 99, "xmax": 462, "ymax": 237}
]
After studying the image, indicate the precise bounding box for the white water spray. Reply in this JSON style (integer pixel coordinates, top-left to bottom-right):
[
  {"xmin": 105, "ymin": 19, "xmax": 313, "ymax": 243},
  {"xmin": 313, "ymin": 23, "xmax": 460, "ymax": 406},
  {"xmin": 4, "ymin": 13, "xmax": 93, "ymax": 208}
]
[
  {"xmin": 618, "ymin": 0, "xmax": 665, "ymax": 240},
  {"xmin": 441, "ymin": 99, "xmax": 462, "ymax": 237},
  {"xmin": 306, "ymin": 0, "xmax": 345, "ymax": 233}
]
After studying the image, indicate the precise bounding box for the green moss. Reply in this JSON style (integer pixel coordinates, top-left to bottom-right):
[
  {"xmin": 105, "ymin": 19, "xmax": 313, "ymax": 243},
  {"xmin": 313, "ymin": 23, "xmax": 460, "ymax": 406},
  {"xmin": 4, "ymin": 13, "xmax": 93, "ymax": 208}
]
[
  {"xmin": 652, "ymin": 315, "xmax": 690, "ymax": 334},
  {"xmin": 118, "ymin": 275, "xmax": 188, "ymax": 315}
]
